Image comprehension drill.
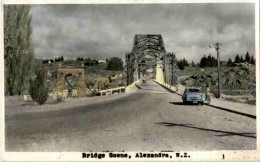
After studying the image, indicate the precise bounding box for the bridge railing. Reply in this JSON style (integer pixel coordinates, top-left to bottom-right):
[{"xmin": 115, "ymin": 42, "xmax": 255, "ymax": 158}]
[
  {"xmin": 125, "ymin": 80, "xmax": 138, "ymax": 91},
  {"xmin": 23, "ymin": 81, "xmax": 140, "ymax": 100},
  {"xmin": 153, "ymin": 79, "xmax": 178, "ymax": 92},
  {"xmin": 99, "ymin": 87, "xmax": 125, "ymax": 96},
  {"xmin": 99, "ymin": 80, "xmax": 139, "ymax": 96}
]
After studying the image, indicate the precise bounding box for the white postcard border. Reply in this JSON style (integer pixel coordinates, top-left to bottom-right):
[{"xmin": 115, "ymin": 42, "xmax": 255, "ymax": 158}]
[{"xmin": 1, "ymin": 0, "xmax": 259, "ymax": 161}]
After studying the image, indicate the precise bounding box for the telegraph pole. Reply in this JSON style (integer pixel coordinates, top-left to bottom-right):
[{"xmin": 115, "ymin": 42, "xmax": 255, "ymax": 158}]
[{"xmin": 209, "ymin": 43, "xmax": 222, "ymax": 98}]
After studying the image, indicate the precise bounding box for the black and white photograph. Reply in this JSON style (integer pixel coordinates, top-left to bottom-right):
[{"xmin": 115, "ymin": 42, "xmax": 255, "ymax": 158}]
[{"xmin": 1, "ymin": 0, "xmax": 259, "ymax": 161}]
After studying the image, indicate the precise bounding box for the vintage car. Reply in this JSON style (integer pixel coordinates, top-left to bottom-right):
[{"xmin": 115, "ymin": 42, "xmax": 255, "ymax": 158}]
[{"xmin": 182, "ymin": 87, "xmax": 204, "ymax": 105}]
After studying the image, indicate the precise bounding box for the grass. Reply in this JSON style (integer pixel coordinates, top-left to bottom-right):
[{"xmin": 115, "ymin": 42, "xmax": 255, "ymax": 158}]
[{"xmin": 84, "ymin": 63, "xmax": 122, "ymax": 78}]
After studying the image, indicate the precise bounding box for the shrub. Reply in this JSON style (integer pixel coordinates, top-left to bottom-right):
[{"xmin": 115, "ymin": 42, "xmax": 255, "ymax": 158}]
[
  {"xmin": 29, "ymin": 67, "xmax": 49, "ymax": 105},
  {"xmin": 210, "ymin": 87, "xmax": 219, "ymax": 98},
  {"xmin": 106, "ymin": 57, "xmax": 123, "ymax": 71},
  {"xmin": 56, "ymin": 95, "xmax": 63, "ymax": 102}
]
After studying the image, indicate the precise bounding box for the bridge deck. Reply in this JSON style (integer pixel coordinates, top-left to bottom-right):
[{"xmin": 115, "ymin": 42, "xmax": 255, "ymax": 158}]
[{"xmin": 126, "ymin": 79, "xmax": 171, "ymax": 94}]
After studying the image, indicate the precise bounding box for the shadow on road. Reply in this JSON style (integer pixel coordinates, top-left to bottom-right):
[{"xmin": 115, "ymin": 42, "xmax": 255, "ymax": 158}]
[
  {"xmin": 135, "ymin": 84, "xmax": 142, "ymax": 89},
  {"xmin": 169, "ymin": 102, "xmax": 200, "ymax": 106},
  {"xmin": 155, "ymin": 122, "xmax": 256, "ymax": 138},
  {"xmin": 209, "ymin": 104, "xmax": 256, "ymax": 119},
  {"xmin": 142, "ymin": 89, "xmax": 170, "ymax": 93},
  {"xmin": 135, "ymin": 84, "xmax": 170, "ymax": 93},
  {"xmin": 169, "ymin": 102, "xmax": 184, "ymax": 105}
]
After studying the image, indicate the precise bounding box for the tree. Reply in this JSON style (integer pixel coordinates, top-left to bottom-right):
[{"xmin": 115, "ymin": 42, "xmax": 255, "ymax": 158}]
[
  {"xmin": 235, "ymin": 54, "xmax": 240, "ymax": 63},
  {"xmin": 177, "ymin": 59, "xmax": 182, "ymax": 69},
  {"xmin": 106, "ymin": 57, "xmax": 123, "ymax": 71},
  {"xmin": 4, "ymin": 5, "xmax": 34, "ymax": 95},
  {"xmin": 207, "ymin": 54, "xmax": 212, "ymax": 67},
  {"xmin": 182, "ymin": 58, "xmax": 189, "ymax": 66},
  {"xmin": 245, "ymin": 51, "xmax": 250, "ymax": 63},
  {"xmin": 227, "ymin": 58, "xmax": 232, "ymax": 67},
  {"xmin": 207, "ymin": 54, "xmax": 217, "ymax": 67},
  {"xmin": 177, "ymin": 60, "xmax": 185, "ymax": 70},
  {"xmin": 199, "ymin": 54, "xmax": 218, "ymax": 68},
  {"xmin": 240, "ymin": 55, "xmax": 244, "ymax": 63},
  {"xmin": 177, "ymin": 58, "xmax": 189, "ymax": 70},
  {"xmin": 29, "ymin": 67, "xmax": 49, "ymax": 105},
  {"xmin": 199, "ymin": 55, "xmax": 207, "ymax": 68},
  {"xmin": 55, "ymin": 56, "xmax": 65, "ymax": 62},
  {"xmin": 250, "ymin": 55, "xmax": 255, "ymax": 65},
  {"xmin": 42, "ymin": 59, "xmax": 49, "ymax": 64},
  {"xmin": 76, "ymin": 57, "xmax": 84, "ymax": 61},
  {"xmin": 191, "ymin": 60, "xmax": 195, "ymax": 67}
]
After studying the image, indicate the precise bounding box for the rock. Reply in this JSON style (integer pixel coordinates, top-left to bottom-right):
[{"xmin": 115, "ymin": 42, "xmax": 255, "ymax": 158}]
[
  {"xmin": 191, "ymin": 75, "xmax": 197, "ymax": 79},
  {"xmin": 236, "ymin": 79, "xmax": 242, "ymax": 85},
  {"xmin": 207, "ymin": 74, "xmax": 212, "ymax": 78}
]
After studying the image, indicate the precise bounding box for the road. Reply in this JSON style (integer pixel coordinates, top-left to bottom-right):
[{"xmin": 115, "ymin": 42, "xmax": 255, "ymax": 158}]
[{"xmin": 5, "ymin": 80, "xmax": 256, "ymax": 151}]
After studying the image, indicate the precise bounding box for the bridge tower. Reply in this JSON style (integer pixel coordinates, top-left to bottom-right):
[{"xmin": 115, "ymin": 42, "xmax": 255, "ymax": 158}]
[{"xmin": 125, "ymin": 34, "xmax": 177, "ymax": 86}]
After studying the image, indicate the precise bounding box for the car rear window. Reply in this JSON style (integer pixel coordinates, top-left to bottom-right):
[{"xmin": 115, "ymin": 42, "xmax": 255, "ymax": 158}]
[{"xmin": 187, "ymin": 89, "xmax": 200, "ymax": 92}]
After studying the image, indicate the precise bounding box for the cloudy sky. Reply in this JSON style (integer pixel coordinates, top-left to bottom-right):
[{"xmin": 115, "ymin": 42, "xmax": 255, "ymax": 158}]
[{"xmin": 30, "ymin": 3, "xmax": 255, "ymax": 63}]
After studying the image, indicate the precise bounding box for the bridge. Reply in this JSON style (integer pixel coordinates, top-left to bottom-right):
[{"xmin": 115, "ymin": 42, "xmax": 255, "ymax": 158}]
[
  {"xmin": 5, "ymin": 35, "xmax": 256, "ymax": 152},
  {"xmin": 125, "ymin": 34, "xmax": 176, "ymax": 87}
]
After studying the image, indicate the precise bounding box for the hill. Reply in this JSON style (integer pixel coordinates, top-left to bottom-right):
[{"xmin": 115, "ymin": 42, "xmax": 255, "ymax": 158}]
[{"xmin": 177, "ymin": 66, "xmax": 256, "ymax": 104}]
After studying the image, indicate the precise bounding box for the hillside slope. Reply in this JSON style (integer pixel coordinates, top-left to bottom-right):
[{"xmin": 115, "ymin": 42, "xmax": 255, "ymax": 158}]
[{"xmin": 177, "ymin": 66, "xmax": 256, "ymax": 104}]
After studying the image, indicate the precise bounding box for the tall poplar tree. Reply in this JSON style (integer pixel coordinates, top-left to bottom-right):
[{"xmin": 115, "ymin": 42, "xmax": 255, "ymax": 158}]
[{"xmin": 4, "ymin": 5, "xmax": 34, "ymax": 95}]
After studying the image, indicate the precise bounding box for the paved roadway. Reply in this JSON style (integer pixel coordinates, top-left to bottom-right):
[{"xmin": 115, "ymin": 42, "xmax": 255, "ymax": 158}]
[{"xmin": 5, "ymin": 80, "xmax": 256, "ymax": 151}]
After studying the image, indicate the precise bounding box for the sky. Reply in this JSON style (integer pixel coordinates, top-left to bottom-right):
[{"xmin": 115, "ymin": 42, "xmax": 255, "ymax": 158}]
[{"xmin": 30, "ymin": 3, "xmax": 255, "ymax": 63}]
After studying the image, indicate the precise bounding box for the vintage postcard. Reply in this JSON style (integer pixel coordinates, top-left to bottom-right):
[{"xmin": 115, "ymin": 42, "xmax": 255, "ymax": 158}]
[{"xmin": 0, "ymin": 0, "xmax": 259, "ymax": 161}]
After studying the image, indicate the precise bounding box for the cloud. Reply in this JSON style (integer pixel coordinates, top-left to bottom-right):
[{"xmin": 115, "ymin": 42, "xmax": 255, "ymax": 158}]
[{"xmin": 30, "ymin": 3, "xmax": 255, "ymax": 62}]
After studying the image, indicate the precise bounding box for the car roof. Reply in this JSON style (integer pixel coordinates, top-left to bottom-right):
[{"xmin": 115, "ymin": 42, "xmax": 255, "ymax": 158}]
[{"xmin": 186, "ymin": 87, "xmax": 201, "ymax": 90}]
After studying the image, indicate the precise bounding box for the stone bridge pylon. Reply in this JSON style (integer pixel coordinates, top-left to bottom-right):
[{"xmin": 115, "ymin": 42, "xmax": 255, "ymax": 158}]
[{"xmin": 55, "ymin": 67, "xmax": 86, "ymax": 97}]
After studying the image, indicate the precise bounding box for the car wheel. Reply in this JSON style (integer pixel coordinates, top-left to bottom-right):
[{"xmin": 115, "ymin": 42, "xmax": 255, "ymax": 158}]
[{"xmin": 199, "ymin": 102, "xmax": 204, "ymax": 106}]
